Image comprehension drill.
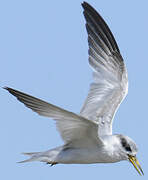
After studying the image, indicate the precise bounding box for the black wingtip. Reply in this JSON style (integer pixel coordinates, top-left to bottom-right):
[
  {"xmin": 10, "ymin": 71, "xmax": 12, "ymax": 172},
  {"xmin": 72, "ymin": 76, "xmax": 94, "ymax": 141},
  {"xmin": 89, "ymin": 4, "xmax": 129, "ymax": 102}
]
[
  {"xmin": 81, "ymin": 1, "xmax": 91, "ymax": 9},
  {"xmin": 3, "ymin": 87, "xmax": 17, "ymax": 95},
  {"xmin": 81, "ymin": 1, "xmax": 85, "ymax": 7},
  {"xmin": 81, "ymin": 1, "xmax": 120, "ymax": 53},
  {"xmin": 3, "ymin": 86, "xmax": 9, "ymax": 90}
]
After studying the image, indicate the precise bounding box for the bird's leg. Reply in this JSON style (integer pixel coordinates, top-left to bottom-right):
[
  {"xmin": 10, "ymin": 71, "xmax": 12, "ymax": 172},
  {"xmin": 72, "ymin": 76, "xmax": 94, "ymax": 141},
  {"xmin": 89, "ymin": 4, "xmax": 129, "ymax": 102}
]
[{"xmin": 46, "ymin": 162, "xmax": 58, "ymax": 166}]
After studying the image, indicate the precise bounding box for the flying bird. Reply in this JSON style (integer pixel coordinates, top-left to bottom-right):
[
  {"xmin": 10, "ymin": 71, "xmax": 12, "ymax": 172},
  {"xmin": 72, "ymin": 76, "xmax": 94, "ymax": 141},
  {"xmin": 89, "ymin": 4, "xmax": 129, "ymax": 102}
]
[{"xmin": 4, "ymin": 1, "xmax": 143, "ymax": 175}]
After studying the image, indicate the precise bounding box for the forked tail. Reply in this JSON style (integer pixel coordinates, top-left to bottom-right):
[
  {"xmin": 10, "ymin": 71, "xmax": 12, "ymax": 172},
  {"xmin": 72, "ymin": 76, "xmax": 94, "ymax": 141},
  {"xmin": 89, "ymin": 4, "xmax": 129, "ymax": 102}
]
[
  {"xmin": 18, "ymin": 147, "xmax": 62, "ymax": 164},
  {"xmin": 18, "ymin": 152, "xmax": 47, "ymax": 163}
]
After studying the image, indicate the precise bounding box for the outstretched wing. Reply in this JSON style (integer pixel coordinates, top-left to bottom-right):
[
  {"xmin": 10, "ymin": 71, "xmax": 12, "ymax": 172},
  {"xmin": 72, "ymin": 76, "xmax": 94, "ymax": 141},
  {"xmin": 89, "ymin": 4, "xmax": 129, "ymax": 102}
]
[
  {"xmin": 81, "ymin": 2, "xmax": 128, "ymax": 136},
  {"xmin": 4, "ymin": 87, "xmax": 101, "ymax": 148}
]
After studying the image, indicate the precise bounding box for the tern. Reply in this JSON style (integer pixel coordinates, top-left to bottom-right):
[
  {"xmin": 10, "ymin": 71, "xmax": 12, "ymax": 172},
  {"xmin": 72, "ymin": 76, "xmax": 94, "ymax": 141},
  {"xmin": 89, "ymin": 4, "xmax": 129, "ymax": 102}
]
[{"xmin": 4, "ymin": 1, "xmax": 143, "ymax": 175}]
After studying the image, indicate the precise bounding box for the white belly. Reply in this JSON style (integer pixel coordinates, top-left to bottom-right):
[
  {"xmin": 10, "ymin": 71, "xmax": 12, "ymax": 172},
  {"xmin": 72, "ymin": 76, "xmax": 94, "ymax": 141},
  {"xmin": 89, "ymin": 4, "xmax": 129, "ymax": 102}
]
[{"xmin": 55, "ymin": 147, "xmax": 120, "ymax": 164}]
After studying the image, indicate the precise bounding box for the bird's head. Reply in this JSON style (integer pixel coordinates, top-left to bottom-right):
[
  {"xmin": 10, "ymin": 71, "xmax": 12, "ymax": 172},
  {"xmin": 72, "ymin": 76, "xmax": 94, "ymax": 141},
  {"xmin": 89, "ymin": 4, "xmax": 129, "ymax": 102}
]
[{"xmin": 116, "ymin": 134, "xmax": 144, "ymax": 175}]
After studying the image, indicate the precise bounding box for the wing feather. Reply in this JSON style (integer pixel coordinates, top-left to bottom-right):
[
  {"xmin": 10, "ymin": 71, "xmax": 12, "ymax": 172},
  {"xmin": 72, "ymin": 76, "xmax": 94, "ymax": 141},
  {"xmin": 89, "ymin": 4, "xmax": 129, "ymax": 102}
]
[
  {"xmin": 4, "ymin": 87, "xmax": 100, "ymax": 147},
  {"xmin": 81, "ymin": 2, "xmax": 128, "ymax": 136}
]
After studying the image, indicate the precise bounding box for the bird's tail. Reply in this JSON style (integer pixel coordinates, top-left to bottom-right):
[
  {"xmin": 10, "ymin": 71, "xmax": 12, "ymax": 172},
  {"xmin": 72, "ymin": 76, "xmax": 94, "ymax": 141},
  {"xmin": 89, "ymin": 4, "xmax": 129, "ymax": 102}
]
[
  {"xmin": 18, "ymin": 147, "xmax": 62, "ymax": 164},
  {"xmin": 18, "ymin": 152, "xmax": 46, "ymax": 163}
]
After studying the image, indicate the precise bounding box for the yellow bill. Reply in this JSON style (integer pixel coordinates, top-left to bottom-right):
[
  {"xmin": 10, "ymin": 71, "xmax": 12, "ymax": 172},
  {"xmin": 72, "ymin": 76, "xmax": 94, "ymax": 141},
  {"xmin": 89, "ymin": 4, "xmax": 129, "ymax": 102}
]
[{"xmin": 128, "ymin": 155, "xmax": 144, "ymax": 175}]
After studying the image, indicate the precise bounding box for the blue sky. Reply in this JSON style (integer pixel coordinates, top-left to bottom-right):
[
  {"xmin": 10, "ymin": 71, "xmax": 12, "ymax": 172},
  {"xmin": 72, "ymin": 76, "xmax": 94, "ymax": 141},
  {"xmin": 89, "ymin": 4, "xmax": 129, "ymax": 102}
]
[{"xmin": 1, "ymin": 0, "xmax": 148, "ymax": 179}]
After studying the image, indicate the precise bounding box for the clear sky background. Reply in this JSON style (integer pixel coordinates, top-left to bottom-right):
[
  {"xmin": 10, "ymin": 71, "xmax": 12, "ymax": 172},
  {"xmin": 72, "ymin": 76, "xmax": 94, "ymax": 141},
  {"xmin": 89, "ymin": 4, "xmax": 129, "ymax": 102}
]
[{"xmin": 1, "ymin": 0, "xmax": 148, "ymax": 179}]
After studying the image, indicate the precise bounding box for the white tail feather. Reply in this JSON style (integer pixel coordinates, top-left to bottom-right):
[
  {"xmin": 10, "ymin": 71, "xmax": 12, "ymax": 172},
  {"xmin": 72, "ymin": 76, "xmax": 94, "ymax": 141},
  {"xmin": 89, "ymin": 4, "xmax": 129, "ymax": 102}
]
[
  {"xmin": 18, "ymin": 147, "xmax": 62, "ymax": 164},
  {"xmin": 18, "ymin": 152, "xmax": 43, "ymax": 163}
]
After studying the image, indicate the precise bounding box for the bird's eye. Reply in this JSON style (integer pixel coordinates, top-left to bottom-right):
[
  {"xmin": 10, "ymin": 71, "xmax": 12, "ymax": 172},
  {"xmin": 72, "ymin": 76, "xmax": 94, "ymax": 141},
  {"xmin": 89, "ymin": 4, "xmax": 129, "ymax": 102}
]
[
  {"xmin": 121, "ymin": 137, "xmax": 132, "ymax": 152},
  {"xmin": 125, "ymin": 145, "xmax": 132, "ymax": 152}
]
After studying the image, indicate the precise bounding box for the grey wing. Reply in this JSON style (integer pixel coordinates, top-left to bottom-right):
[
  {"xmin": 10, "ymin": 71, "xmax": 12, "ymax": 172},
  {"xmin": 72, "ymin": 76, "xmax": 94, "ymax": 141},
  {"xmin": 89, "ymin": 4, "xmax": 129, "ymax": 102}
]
[
  {"xmin": 4, "ymin": 87, "xmax": 101, "ymax": 148},
  {"xmin": 81, "ymin": 2, "xmax": 128, "ymax": 136}
]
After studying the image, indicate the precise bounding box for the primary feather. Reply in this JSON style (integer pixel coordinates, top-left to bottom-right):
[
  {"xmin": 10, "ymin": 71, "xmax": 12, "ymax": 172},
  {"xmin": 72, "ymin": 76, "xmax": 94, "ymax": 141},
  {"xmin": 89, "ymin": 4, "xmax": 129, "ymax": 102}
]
[
  {"xmin": 4, "ymin": 87, "xmax": 100, "ymax": 148},
  {"xmin": 80, "ymin": 2, "xmax": 128, "ymax": 136}
]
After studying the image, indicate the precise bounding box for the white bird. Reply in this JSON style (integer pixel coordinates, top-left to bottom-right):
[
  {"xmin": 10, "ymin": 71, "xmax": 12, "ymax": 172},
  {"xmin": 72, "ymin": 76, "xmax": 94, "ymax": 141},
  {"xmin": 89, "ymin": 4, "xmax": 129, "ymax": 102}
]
[{"xmin": 4, "ymin": 1, "xmax": 143, "ymax": 175}]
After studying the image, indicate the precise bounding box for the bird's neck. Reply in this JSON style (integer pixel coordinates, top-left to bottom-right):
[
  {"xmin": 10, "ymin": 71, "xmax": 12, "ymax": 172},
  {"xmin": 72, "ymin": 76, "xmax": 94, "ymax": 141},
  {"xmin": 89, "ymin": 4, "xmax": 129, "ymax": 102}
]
[{"xmin": 101, "ymin": 135, "xmax": 124, "ymax": 162}]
